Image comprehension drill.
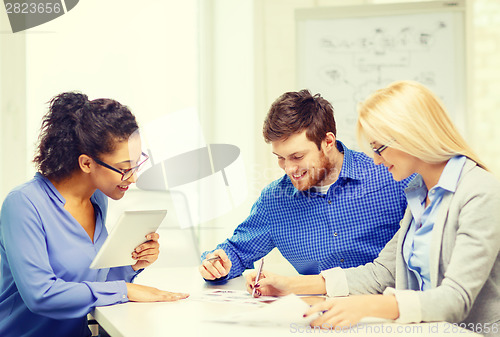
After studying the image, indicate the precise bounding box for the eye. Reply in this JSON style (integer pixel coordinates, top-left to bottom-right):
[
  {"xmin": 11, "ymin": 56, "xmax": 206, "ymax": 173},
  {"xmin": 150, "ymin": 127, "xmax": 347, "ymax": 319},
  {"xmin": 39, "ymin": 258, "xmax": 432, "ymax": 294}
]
[
  {"xmin": 292, "ymin": 155, "xmax": 303, "ymax": 160},
  {"xmin": 117, "ymin": 166, "xmax": 131, "ymax": 174}
]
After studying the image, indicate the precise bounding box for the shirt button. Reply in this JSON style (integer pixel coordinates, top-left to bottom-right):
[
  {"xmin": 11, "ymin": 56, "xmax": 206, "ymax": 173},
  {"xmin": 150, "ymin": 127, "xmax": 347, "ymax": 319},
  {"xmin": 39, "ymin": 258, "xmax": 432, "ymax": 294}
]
[
  {"xmin": 122, "ymin": 295, "xmax": 127, "ymax": 299},
  {"xmin": 340, "ymin": 259, "xmax": 344, "ymax": 263},
  {"xmin": 333, "ymin": 232, "xmax": 338, "ymax": 237},
  {"xmin": 328, "ymin": 200, "xmax": 332, "ymax": 205}
]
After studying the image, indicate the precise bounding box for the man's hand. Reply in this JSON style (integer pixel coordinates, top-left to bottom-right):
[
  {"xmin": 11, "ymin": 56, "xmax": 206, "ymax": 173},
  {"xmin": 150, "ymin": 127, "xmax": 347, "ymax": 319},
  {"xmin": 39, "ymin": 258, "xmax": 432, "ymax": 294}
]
[{"xmin": 198, "ymin": 249, "xmax": 232, "ymax": 280}]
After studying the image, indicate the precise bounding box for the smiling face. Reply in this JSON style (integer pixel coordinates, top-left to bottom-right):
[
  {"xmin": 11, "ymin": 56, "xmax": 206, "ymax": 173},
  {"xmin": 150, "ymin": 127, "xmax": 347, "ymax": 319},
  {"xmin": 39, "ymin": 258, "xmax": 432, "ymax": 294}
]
[
  {"xmin": 272, "ymin": 130, "xmax": 337, "ymax": 191},
  {"xmin": 370, "ymin": 141, "xmax": 419, "ymax": 181},
  {"xmin": 91, "ymin": 133, "xmax": 143, "ymax": 200}
]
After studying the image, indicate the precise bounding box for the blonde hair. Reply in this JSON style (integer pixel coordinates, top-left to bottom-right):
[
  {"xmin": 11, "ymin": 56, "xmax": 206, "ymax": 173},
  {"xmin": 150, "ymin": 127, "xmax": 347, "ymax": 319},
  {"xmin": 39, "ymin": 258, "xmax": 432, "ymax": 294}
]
[{"xmin": 356, "ymin": 80, "xmax": 486, "ymax": 170}]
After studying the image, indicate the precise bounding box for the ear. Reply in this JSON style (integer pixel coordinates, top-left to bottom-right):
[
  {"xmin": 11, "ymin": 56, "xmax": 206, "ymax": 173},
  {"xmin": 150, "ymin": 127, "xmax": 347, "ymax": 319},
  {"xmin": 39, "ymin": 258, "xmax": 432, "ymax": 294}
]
[
  {"xmin": 78, "ymin": 154, "xmax": 93, "ymax": 174},
  {"xmin": 322, "ymin": 132, "xmax": 337, "ymax": 152}
]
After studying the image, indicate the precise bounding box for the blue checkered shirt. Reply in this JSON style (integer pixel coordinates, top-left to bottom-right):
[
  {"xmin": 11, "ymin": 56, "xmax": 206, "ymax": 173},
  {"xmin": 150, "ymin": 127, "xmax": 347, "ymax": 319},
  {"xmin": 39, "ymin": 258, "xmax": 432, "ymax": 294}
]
[{"xmin": 202, "ymin": 141, "xmax": 411, "ymax": 280}]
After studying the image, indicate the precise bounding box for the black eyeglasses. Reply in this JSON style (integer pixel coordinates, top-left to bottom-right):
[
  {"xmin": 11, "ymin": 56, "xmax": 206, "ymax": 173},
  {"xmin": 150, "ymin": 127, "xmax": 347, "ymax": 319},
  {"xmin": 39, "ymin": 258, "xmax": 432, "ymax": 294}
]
[
  {"xmin": 371, "ymin": 140, "xmax": 395, "ymax": 156},
  {"xmin": 93, "ymin": 152, "xmax": 149, "ymax": 181}
]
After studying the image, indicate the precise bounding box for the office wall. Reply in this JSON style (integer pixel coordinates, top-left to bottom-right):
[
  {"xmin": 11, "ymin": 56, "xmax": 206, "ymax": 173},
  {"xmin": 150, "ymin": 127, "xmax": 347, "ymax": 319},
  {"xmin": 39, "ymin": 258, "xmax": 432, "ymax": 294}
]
[
  {"xmin": 0, "ymin": 12, "xmax": 26, "ymax": 202},
  {"xmin": 473, "ymin": 0, "xmax": 500, "ymax": 171},
  {"xmin": 253, "ymin": 0, "xmax": 500, "ymax": 178},
  {"xmin": 0, "ymin": 0, "xmax": 198, "ymax": 201},
  {"xmin": 23, "ymin": 0, "xmax": 199, "ymax": 171},
  {"xmin": 196, "ymin": 0, "xmax": 260, "ymax": 250}
]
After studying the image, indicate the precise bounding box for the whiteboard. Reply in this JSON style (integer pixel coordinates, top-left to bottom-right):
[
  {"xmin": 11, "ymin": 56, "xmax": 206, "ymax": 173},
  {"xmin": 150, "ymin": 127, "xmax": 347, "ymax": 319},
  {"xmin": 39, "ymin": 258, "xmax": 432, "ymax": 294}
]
[{"xmin": 296, "ymin": 0, "xmax": 467, "ymax": 149}]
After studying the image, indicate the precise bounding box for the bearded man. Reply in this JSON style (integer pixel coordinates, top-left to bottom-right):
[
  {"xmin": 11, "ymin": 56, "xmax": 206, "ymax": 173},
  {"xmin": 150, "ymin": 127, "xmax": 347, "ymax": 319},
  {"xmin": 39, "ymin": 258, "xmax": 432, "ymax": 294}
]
[{"xmin": 199, "ymin": 90, "xmax": 411, "ymax": 282}]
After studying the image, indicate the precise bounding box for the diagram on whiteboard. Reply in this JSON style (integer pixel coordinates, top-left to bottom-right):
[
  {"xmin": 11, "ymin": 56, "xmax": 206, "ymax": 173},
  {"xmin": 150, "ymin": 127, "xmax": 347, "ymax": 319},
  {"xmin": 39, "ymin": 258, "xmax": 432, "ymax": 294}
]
[{"xmin": 297, "ymin": 10, "xmax": 465, "ymax": 149}]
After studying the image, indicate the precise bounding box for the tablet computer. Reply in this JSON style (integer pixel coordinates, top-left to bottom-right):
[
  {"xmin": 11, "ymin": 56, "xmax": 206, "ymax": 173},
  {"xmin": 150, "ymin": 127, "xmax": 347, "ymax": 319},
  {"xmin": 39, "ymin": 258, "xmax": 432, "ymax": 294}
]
[{"xmin": 89, "ymin": 209, "xmax": 167, "ymax": 269}]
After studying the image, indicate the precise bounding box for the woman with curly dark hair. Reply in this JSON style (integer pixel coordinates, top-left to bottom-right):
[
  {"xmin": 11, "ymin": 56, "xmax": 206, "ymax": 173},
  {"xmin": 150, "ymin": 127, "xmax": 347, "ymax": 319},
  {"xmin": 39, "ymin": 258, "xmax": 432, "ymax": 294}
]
[{"xmin": 0, "ymin": 92, "xmax": 188, "ymax": 337}]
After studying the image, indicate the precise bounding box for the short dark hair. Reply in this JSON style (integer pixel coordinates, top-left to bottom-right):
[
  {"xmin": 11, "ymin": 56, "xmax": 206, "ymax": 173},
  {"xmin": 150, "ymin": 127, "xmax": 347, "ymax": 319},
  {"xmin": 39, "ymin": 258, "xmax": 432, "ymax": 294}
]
[
  {"xmin": 34, "ymin": 92, "xmax": 139, "ymax": 181},
  {"xmin": 262, "ymin": 89, "xmax": 336, "ymax": 149}
]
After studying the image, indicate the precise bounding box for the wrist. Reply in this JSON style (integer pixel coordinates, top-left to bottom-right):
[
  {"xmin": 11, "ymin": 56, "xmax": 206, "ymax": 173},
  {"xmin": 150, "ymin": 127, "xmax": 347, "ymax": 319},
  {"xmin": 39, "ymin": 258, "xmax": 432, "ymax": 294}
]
[
  {"xmin": 289, "ymin": 275, "xmax": 326, "ymax": 295},
  {"xmin": 370, "ymin": 295, "xmax": 399, "ymax": 320},
  {"xmin": 205, "ymin": 274, "xmax": 229, "ymax": 284}
]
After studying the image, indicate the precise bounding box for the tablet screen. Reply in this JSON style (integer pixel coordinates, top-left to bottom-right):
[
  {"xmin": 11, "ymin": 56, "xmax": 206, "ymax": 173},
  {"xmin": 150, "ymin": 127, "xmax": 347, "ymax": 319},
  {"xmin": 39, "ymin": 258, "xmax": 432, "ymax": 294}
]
[{"xmin": 89, "ymin": 209, "xmax": 167, "ymax": 269}]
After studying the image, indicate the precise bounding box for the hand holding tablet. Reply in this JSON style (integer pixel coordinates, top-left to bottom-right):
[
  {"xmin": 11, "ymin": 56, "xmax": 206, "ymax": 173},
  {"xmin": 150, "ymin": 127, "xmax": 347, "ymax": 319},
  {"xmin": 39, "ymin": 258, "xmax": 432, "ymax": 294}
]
[
  {"xmin": 130, "ymin": 231, "xmax": 161, "ymax": 271},
  {"xmin": 90, "ymin": 210, "xmax": 167, "ymax": 269}
]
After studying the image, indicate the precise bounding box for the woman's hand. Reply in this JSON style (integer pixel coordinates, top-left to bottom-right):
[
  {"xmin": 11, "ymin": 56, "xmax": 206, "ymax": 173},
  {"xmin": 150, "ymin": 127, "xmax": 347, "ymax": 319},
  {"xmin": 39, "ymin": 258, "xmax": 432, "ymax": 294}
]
[
  {"xmin": 126, "ymin": 283, "xmax": 189, "ymax": 302},
  {"xmin": 245, "ymin": 270, "xmax": 293, "ymax": 297},
  {"xmin": 245, "ymin": 271, "xmax": 326, "ymax": 298},
  {"xmin": 304, "ymin": 295, "xmax": 399, "ymax": 329},
  {"xmin": 131, "ymin": 232, "xmax": 160, "ymax": 271}
]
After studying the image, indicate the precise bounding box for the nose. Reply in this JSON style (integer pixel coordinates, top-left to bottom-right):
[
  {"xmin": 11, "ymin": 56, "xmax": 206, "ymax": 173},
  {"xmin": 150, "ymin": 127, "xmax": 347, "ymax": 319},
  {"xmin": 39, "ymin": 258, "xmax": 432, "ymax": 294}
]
[
  {"xmin": 372, "ymin": 154, "xmax": 384, "ymax": 166},
  {"xmin": 125, "ymin": 171, "xmax": 138, "ymax": 184},
  {"xmin": 283, "ymin": 162, "xmax": 298, "ymax": 175}
]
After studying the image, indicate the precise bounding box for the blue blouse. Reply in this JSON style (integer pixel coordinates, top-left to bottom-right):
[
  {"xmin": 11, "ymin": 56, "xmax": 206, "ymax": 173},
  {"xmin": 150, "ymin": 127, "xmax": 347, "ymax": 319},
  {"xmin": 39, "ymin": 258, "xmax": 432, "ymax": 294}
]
[
  {"xmin": 0, "ymin": 173, "xmax": 138, "ymax": 337},
  {"xmin": 403, "ymin": 155, "xmax": 466, "ymax": 290}
]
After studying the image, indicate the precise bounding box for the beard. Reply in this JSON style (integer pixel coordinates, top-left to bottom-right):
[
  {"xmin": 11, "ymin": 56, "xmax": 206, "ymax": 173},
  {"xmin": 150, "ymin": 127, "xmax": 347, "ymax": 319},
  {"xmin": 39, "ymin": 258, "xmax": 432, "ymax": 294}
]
[{"xmin": 290, "ymin": 150, "xmax": 336, "ymax": 191}]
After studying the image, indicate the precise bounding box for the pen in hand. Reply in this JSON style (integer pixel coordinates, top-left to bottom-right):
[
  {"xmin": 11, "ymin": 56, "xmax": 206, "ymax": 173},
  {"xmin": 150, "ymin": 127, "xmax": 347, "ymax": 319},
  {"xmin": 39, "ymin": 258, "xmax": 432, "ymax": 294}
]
[
  {"xmin": 206, "ymin": 256, "xmax": 222, "ymax": 262},
  {"xmin": 252, "ymin": 259, "xmax": 264, "ymax": 297}
]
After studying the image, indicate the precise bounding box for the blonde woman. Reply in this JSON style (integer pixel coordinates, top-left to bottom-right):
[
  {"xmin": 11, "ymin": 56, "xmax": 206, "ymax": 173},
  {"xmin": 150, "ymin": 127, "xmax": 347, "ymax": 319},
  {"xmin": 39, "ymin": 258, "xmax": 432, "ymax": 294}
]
[{"xmin": 246, "ymin": 81, "xmax": 500, "ymax": 336}]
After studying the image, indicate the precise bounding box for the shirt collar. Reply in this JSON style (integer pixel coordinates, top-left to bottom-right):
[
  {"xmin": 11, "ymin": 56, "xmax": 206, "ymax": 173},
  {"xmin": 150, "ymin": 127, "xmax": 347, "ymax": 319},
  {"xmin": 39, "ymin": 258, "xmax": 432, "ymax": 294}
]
[
  {"xmin": 336, "ymin": 141, "xmax": 359, "ymax": 181},
  {"xmin": 34, "ymin": 172, "xmax": 105, "ymax": 215},
  {"xmin": 404, "ymin": 155, "xmax": 466, "ymax": 228},
  {"xmin": 404, "ymin": 155, "xmax": 466, "ymax": 199},
  {"xmin": 34, "ymin": 172, "xmax": 66, "ymax": 205},
  {"xmin": 404, "ymin": 175, "xmax": 426, "ymax": 222},
  {"xmin": 434, "ymin": 155, "xmax": 466, "ymax": 193}
]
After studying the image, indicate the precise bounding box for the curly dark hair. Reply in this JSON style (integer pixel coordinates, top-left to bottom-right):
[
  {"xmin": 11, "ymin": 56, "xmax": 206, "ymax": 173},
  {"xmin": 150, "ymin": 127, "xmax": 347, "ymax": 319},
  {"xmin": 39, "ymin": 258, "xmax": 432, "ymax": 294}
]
[
  {"xmin": 34, "ymin": 92, "xmax": 139, "ymax": 181},
  {"xmin": 263, "ymin": 89, "xmax": 336, "ymax": 150}
]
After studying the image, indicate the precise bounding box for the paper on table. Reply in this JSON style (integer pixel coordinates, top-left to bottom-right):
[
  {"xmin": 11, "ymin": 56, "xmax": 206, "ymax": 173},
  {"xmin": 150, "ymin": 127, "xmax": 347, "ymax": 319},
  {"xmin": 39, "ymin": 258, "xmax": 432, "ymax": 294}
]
[
  {"xmin": 189, "ymin": 289, "xmax": 278, "ymax": 306},
  {"xmin": 208, "ymin": 294, "xmax": 319, "ymax": 326}
]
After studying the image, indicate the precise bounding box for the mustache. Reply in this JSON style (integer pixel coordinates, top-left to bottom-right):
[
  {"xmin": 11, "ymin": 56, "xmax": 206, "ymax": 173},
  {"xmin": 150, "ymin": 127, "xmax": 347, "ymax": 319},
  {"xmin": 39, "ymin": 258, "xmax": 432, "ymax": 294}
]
[{"xmin": 287, "ymin": 166, "xmax": 340, "ymax": 176}]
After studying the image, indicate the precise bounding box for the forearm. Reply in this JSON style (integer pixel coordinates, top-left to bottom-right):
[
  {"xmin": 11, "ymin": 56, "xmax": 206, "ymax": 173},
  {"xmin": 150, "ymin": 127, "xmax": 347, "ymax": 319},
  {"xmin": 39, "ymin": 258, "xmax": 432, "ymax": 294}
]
[
  {"xmin": 204, "ymin": 195, "xmax": 274, "ymax": 280},
  {"xmin": 20, "ymin": 280, "xmax": 128, "ymax": 319},
  {"xmin": 107, "ymin": 265, "xmax": 140, "ymax": 282},
  {"xmin": 288, "ymin": 275, "xmax": 327, "ymax": 295}
]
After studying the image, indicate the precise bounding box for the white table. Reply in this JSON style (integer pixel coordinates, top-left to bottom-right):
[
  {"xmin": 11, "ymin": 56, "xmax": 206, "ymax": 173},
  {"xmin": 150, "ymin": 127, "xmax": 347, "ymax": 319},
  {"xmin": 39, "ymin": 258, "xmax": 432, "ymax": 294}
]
[{"xmin": 93, "ymin": 267, "xmax": 481, "ymax": 337}]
